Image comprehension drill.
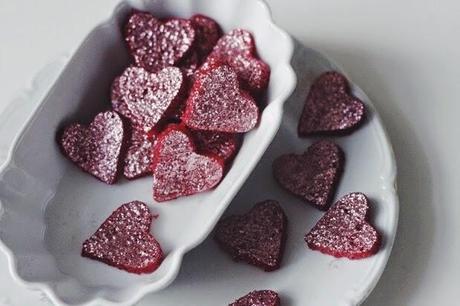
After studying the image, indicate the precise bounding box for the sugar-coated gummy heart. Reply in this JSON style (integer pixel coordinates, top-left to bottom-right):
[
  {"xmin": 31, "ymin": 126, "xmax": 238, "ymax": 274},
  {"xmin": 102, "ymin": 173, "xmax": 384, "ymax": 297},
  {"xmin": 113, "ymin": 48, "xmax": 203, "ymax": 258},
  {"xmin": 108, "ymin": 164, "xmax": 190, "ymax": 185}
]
[
  {"xmin": 59, "ymin": 111, "xmax": 124, "ymax": 184},
  {"xmin": 298, "ymin": 71, "xmax": 365, "ymax": 136},
  {"xmin": 190, "ymin": 14, "xmax": 222, "ymax": 59},
  {"xmin": 123, "ymin": 129, "xmax": 155, "ymax": 179},
  {"xmin": 111, "ymin": 66, "xmax": 185, "ymax": 132},
  {"xmin": 183, "ymin": 64, "xmax": 259, "ymax": 133},
  {"xmin": 229, "ymin": 290, "xmax": 280, "ymax": 306},
  {"xmin": 207, "ymin": 29, "xmax": 270, "ymax": 94},
  {"xmin": 152, "ymin": 124, "xmax": 224, "ymax": 201},
  {"xmin": 214, "ymin": 200, "xmax": 287, "ymax": 271},
  {"xmin": 125, "ymin": 12, "xmax": 195, "ymax": 72},
  {"xmin": 305, "ymin": 192, "xmax": 381, "ymax": 259},
  {"xmin": 272, "ymin": 140, "xmax": 344, "ymax": 210},
  {"xmin": 193, "ymin": 130, "xmax": 240, "ymax": 162},
  {"xmin": 82, "ymin": 201, "xmax": 163, "ymax": 274}
]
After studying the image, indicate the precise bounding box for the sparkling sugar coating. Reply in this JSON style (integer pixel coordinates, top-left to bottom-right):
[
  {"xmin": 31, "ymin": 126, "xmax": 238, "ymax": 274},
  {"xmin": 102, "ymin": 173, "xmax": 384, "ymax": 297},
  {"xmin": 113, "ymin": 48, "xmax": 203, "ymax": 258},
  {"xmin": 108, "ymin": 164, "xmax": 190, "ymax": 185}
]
[
  {"xmin": 59, "ymin": 111, "xmax": 124, "ymax": 184},
  {"xmin": 81, "ymin": 201, "xmax": 164, "ymax": 274},
  {"xmin": 111, "ymin": 66, "xmax": 185, "ymax": 132},
  {"xmin": 207, "ymin": 29, "xmax": 270, "ymax": 94},
  {"xmin": 125, "ymin": 12, "xmax": 195, "ymax": 72},
  {"xmin": 298, "ymin": 71, "xmax": 365, "ymax": 136},
  {"xmin": 190, "ymin": 14, "xmax": 222, "ymax": 59},
  {"xmin": 229, "ymin": 290, "xmax": 281, "ymax": 306},
  {"xmin": 193, "ymin": 130, "xmax": 240, "ymax": 162},
  {"xmin": 123, "ymin": 129, "xmax": 156, "ymax": 179},
  {"xmin": 152, "ymin": 124, "xmax": 224, "ymax": 202},
  {"xmin": 305, "ymin": 192, "xmax": 381, "ymax": 259},
  {"xmin": 272, "ymin": 140, "xmax": 344, "ymax": 210},
  {"xmin": 183, "ymin": 64, "xmax": 259, "ymax": 133},
  {"xmin": 214, "ymin": 200, "xmax": 287, "ymax": 271}
]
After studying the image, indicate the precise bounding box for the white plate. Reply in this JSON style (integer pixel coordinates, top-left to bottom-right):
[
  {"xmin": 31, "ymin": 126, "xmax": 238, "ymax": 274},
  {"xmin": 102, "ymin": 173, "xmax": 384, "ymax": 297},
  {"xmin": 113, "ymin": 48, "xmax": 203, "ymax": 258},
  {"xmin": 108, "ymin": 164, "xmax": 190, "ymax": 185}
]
[
  {"xmin": 0, "ymin": 0, "xmax": 295, "ymax": 305},
  {"xmin": 0, "ymin": 39, "xmax": 398, "ymax": 305}
]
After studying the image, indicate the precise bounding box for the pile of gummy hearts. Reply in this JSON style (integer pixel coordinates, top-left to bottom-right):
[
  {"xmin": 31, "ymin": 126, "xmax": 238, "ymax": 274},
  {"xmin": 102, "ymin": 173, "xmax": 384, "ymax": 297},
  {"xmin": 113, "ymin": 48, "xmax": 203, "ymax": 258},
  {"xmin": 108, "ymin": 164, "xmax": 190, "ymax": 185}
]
[{"xmin": 58, "ymin": 11, "xmax": 270, "ymax": 202}]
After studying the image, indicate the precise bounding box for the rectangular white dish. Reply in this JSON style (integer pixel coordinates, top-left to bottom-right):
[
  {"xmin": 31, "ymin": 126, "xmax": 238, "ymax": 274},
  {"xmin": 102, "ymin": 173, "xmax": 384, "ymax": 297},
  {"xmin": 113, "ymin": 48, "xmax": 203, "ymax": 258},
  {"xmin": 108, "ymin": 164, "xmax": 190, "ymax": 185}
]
[{"xmin": 0, "ymin": 0, "xmax": 295, "ymax": 305}]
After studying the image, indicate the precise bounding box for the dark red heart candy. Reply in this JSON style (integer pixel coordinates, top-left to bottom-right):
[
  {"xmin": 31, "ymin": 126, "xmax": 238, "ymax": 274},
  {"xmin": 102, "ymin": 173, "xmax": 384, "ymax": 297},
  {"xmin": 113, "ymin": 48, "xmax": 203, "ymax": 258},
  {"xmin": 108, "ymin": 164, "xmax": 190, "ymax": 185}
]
[
  {"xmin": 298, "ymin": 71, "xmax": 365, "ymax": 136},
  {"xmin": 272, "ymin": 140, "xmax": 344, "ymax": 210},
  {"xmin": 229, "ymin": 290, "xmax": 280, "ymax": 306},
  {"xmin": 183, "ymin": 64, "xmax": 259, "ymax": 133},
  {"xmin": 214, "ymin": 200, "xmax": 287, "ymax": 271},
  {"xmin": 82, "ymin": 201, "xmax": 163, "ymax": 274},
  {"xmin": 206, "ymin": 29, "xmax": 270, "ymax": 94},
  {"xmin": 111, "ymin": 66, "xmax": 185, "ymax": 132},
  {"xmin": 125, "ymin": 12, "xmax": 195, "ymax": 72},
  {"xmin": 190, "ymin": 14, "xmax": 222, "ymax": 59},
  {"xmin": 305, "ymin": 192, "xmax": 381, "ymax": 259},
  {"xmin": 152, "ymin": 124, "xmax": 224, "ymax": 202},
  {"xmin": 193, "ymin": 130, "xmax": 240, "ymax": 162},
  {"xmin": 123, "ymin": 129, "xmax": 156, "ymax": 179},
  {"xmin": 59, "ymin": 111, "xmax": 125, "ymax": 184}
]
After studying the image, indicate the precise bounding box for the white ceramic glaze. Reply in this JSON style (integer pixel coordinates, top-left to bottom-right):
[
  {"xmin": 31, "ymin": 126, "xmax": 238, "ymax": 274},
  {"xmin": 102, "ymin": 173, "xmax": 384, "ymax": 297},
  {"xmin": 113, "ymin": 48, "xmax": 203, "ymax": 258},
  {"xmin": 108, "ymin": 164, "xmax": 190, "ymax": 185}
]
[{"xmin": 0, "ymin": 0, "xmax": 296, "ymax": 305}]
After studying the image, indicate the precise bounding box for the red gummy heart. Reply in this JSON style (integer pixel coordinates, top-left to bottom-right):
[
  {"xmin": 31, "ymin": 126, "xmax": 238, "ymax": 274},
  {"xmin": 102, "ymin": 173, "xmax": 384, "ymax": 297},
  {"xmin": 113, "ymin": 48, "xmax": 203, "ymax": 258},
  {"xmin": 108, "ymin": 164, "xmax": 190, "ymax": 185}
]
[
  {"xmin": 152, "ymin": 124, "xmax": 224, "ymax": 201},
  {"xmin": 190, "ymin": 14, "xmax": 222, "ymax": 59},
  {"xmin": 123, "ymin": 129, "xmax": 156, "ymax": 179},
  {"xmin": 272, "ymin": 140, "xmax": 344, "ymax": 210},
  {"xmin": 183, "ymin": 64, "xmax": 259, "ymax": 133},
  {"xmin": 82, "ymin": 201, "xmax": 163, "ymax": 274},
  {"xmin": 125, "ymin": 12, "xmax": 195, "ymax": 72},
  {"xmin": 214, "ymin": 200, "xmax": 287, "ymax": 271},
  {"xmin": 305, "ymin": 192, "xmax": 381, "ymax": 259},
  {"xmin": 193, "ymin": 130, "xmax": 240, "ymax": 162},
  {"xmin": 206, "ymin": 29, "xmax": 270, "ymax": 94},
  {"xmin": 298, "ymin": 71, "xmax": 365, "ymax": 136},
  {"xmin": 229, "ymin": 290, "xmax": 280, "ymax": 306},
  {"xmin": 111, "ymin": 66, "xmax": 185, "ymax": 132},
  {"xmin": 59, "ymin": 111, "xmax": 124, "ymax": 184}
]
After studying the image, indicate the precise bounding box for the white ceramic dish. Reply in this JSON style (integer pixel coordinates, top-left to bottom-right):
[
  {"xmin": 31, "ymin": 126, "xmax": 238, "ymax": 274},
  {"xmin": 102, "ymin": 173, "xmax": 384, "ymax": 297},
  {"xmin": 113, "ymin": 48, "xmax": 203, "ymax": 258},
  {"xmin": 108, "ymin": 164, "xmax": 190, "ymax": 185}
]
[
  {"xmin": 0, "ymin": 40, "xmax": 398, "ymax": 306},
  {"xmin": 0, "ymin": 0, "xmax": 295, "ymax": 305}
]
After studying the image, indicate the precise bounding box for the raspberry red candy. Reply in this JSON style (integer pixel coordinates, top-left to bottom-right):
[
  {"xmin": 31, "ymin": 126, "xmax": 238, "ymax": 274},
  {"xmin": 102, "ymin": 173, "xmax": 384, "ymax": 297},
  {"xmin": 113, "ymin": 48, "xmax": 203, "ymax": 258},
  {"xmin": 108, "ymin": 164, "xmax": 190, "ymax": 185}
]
[
  {"xmin": 111, "ymin": 66, "xmax": 185, "ymax": 132},
  {"xmin": 272, "ymin": 140, "xmax": 344, "ymax": 210},
  {"xmin": 214, "ymin": 200, "xmax": 287, "ymax": 271},
  {"xmin": 59, "ymin": 111, "xmax": 124, "ymax": 184},
  {"xmin": 123, "ymin": 129, "xmax": 156, "ymax": 179},
  {"xmin": 183, "ymin": 64, "xmax": 259, "ymax": 133},
  {"xmin": 152, "ymin": 124, "xmax": 224, "ymax": 202},
  {"xmin": 193, "ymin": 130, "xmax": 240, "ymax": 162},
  {"xmin": 298, "ymin": 71, "xmax": 366, "ymax": 136},
  {"xmin": 305, "ymin": 192, "xmax": 381, "ymax": 259},
  {"xmin": 208, "ymin": 29, "xmax": 270, "ymax": 94},
  {"xmin": 82, "ymin": 201, "xmax": 163, "ymax": 274},
  {"xmin": 190, "ymin": 14, "xmax": 222, "ymax": 59},
  {"xmin": 125, "ymin": 12, "xmax": 195, "ymax": 72},
  {"xmin": 229, "ymin": 290, "xmax": 280, "ymax": 306}
]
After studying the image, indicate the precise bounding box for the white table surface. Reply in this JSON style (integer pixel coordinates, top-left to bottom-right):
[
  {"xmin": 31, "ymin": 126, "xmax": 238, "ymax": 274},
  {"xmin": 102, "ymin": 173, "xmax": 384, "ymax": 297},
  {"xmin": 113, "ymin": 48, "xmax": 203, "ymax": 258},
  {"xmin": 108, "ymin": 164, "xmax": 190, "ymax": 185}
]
[{"xmin": 0, "ymin": 0, "xmax": 459, "ymax": 305}]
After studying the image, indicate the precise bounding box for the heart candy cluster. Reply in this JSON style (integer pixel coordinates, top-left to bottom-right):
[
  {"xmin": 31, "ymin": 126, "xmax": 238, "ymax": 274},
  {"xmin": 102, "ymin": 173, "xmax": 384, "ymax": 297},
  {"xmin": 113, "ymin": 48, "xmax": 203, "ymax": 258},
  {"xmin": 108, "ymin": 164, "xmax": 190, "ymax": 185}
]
[
  {"xmin": 58, "ymin": 11, "xmax": 269, "ymax": 198},
  {"xmin": 55, "ymin": 11, "xmax": 270, "ymax": 275}
]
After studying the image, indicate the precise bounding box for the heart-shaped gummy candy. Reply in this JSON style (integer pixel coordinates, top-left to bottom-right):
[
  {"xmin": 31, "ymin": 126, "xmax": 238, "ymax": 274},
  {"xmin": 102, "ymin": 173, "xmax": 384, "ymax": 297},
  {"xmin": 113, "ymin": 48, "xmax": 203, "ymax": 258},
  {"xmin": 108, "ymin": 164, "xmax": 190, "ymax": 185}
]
[
  {"xmin": 111, "ymin": 66, "xmax": 185, "ymax": 132},
  {"xmin": 125, "ymin": 12, "xmax": 195, "ymax": 72},
  {"xmin": 298, "ymin": 71, "xmax": 365, "ymax": 136},
  {"xmin": 82, "ymin": 201, "xmax": 163, "ymax": 274},
  {"xmin": 152, "ymin": 124, "xmax": 224, "ymax": 201},
  {"xmin": 190, "ymin": 14, "xmax": 222, "ymax": 59},
  {"xmin": 183, "ymin": 64, "xmax": 259, "ymax": 133},
  {"xmin": 305, "ymin": 192, "xmax": 381, "ymax": 259},
  {"xmin": 214, "ymin": 200, "xmax": 287, "ymax": 271},
  {"xmin": 206, "ymin": 29, "xmax": 270, "ymax": 94},
  {"xmin": 123, "ymin": 129, "xmax": 156, "ymax": 179},
  {"xmin": 273, "ymin": 140, "xmax": 344, "ymax": 210},
  {"xmin": 193, "ymin": 130, "xmax": 240, "ymax": 163},
  {"xmin": 59, "ymin": 111, "xmax": 124, "ymax": 184},
  {"xmin": 229, "ymin": 290, "xmax": 280, "ymax": 306}
]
